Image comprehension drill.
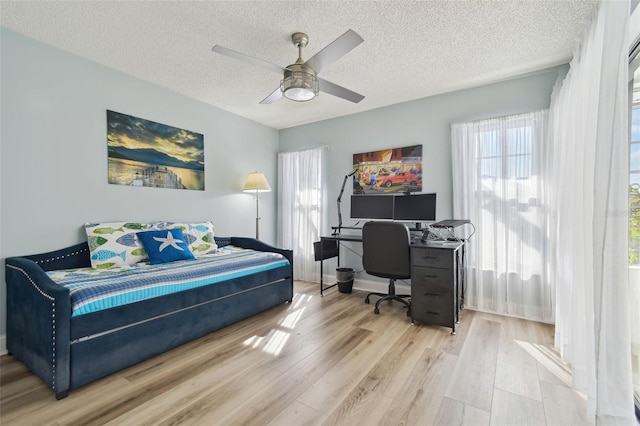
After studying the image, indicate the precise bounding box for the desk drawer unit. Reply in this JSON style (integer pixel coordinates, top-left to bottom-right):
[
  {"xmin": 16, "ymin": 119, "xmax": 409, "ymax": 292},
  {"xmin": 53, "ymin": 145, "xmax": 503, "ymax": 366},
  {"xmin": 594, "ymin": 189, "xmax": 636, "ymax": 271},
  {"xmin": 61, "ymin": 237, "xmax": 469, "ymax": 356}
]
[
  {"xmin": 411, "ymin": 266, "xmax": 454, "ymax": 326},
  {"xmin": 410, "ymin": 244, "xmax": 461, "ymax": 334},
  {"xmin": 412, "ymin": 247, "xmax": 453, "ymax": 269}
]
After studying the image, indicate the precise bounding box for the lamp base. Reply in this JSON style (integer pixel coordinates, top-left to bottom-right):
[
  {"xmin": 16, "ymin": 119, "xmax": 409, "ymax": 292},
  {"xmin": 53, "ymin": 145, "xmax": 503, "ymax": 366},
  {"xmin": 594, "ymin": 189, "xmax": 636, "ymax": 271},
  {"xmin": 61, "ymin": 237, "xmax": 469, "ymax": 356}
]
[{"xmin": 255, "ymin": 216, "xmax": 260, "ymax": 240}]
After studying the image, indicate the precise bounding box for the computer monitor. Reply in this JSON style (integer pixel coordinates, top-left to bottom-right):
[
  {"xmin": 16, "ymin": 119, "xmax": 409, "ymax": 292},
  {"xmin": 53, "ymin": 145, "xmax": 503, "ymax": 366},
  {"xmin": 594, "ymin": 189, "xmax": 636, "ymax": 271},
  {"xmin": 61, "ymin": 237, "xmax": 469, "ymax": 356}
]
[
  {"xmin": 392, "ymin": 193, "xmax": 437, "ymax": 226},
  {"xmin": 350, "ymin": 195, "xmax": 394, "ymax": 220}
]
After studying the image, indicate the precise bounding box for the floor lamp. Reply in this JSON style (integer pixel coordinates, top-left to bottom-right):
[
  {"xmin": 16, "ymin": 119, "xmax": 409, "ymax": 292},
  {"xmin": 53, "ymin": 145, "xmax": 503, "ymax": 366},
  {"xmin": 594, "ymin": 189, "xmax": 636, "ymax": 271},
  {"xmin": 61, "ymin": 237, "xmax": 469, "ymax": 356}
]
[{"xmin": 242, "ymin": 172, "xmax": 272, "ymax": 239}]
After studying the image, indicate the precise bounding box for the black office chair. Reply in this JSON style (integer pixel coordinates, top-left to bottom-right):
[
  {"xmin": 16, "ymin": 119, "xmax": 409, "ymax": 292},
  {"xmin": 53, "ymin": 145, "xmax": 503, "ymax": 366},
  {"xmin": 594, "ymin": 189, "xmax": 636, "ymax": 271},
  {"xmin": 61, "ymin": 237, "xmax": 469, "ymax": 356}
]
[{"xmin": 362, "ymin": 221, "xmax": 412, "ymax": 315}]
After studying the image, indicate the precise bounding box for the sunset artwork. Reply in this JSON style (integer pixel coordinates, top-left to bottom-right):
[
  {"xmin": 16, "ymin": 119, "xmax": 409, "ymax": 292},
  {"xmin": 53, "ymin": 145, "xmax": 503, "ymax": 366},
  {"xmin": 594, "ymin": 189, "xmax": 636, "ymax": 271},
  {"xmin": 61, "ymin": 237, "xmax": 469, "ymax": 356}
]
[{"xmin": 107, "ymin": 110, "xmax": 205, "ymax": 190}]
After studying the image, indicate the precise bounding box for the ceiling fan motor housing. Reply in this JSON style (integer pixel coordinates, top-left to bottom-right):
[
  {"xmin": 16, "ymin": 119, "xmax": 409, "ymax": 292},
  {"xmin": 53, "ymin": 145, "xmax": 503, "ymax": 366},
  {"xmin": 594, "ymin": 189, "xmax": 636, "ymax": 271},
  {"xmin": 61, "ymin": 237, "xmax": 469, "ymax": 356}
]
[{"xmin": 281, "ymin": 63, "xmax": 319, "ymax": 102}]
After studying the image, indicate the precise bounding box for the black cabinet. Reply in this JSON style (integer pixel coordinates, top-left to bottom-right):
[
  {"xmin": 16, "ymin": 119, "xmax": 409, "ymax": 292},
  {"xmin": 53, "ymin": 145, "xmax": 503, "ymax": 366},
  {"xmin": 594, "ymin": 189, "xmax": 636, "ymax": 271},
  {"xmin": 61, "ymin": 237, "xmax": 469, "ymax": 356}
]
[{"xmin": 410, "ymin": 242, "xmax": 463, "ymax": 334}]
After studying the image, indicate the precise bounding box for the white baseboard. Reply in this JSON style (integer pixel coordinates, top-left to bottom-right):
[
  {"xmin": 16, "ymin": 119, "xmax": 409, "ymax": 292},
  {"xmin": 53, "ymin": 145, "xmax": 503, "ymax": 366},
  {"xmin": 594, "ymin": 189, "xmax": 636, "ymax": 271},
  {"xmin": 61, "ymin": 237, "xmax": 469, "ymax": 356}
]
[
  {"xmin": 0, "ymin": 334, "xmax": 6, "ymax": 356},
  {"xmin": 323, "ymin": 274, "xmax": 411, "ymax": 296}
]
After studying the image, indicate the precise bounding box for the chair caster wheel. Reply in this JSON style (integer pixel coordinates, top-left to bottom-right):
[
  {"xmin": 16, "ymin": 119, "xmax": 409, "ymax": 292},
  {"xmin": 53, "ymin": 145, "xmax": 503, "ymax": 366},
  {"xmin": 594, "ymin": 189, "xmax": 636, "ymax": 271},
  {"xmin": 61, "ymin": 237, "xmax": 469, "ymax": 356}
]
[
  {"xmin": 374, "ymin": 308, "xmax": 380, "ymax": 314},
  {"xmin": 364, "ymin": 298, "xmax": 370, "ymax": 304}
]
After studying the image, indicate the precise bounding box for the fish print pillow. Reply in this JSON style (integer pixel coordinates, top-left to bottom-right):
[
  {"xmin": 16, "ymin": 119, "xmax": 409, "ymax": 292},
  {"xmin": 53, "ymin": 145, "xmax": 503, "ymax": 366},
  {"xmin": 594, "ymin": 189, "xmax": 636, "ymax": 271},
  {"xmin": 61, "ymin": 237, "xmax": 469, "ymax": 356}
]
[
  {"xmin": 84, "ymin": 221, "xmax": 152, "ymax": 269},
  {"xmin": 160, "ymin": 221, "xmax": 218, "ymax": 257}
]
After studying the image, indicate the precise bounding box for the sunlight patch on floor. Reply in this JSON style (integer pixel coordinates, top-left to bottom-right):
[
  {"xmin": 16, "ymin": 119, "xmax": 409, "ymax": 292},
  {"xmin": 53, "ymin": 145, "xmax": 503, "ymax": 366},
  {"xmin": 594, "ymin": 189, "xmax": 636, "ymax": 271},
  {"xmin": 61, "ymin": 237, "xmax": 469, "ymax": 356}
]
[
  {"xmin": 243, "ymin": 327, "xmax": 292, "ymax": 356},
  {"xmin": 516, "ymin": 340, "xmax": 577, "ymax": 391},
  {"xmin": 242, "ymin": 291, "xmax": 313, "ymax": 356},
  {"xmin": 263, "ymin": 329, "xmax": 290, "ymax": 355},
  {"xmin": 242, "ymin": 328, "xmax": 284, "ymax": 355},
  {"xmin": 291, "ymin": 293, "xmax": 314, "ymax": 309},
  {"xmin": 279, "ymin": 306, "xmax": 306, "ymax": 329}
]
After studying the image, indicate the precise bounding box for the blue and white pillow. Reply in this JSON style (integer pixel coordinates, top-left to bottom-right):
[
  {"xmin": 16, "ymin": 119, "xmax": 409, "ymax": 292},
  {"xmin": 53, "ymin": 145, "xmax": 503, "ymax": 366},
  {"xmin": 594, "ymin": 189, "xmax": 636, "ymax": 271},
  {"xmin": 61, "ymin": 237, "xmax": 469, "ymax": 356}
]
[
  {"xmin": 160, "ymin": 221, "xmax": 218, "ymax": 257},
  {"xmin": 137, "ymin": 229, "xmax": 195, "ymax": 264},
  {"xmin": 84, "ymin": 221, "xmax": 152, "ymax": 269}
]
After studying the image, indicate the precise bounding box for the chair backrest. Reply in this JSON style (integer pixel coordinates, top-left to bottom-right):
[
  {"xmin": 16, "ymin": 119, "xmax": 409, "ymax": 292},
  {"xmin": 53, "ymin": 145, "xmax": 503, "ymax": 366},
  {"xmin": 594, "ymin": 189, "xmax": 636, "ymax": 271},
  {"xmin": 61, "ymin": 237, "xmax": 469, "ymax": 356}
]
[{"xmin": 362, "ymin": 221, "xmax": 412, "ymax": 280}]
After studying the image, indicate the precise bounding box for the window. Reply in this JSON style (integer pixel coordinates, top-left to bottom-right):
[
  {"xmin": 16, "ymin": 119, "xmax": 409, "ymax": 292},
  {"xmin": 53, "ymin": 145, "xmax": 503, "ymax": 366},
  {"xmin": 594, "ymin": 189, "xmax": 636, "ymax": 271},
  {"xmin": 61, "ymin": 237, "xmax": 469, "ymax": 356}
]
[
  {"xmin": 277, "ymin": 147, "xmax": 326, "ymax": 282},
  {"xmin": 451, "ymin": 110, "xmax": 551, "ymax": 322},
  {"xmin": 631, "ymin": 106, "xmax": 640, "ymax": 265},
  {"xmin": 479, "ymin": 127, "xmax": 534, "ymax": 179},
  {"xmin": 631, "ymin": 66, "xmax": 640, "ymax": 418}
]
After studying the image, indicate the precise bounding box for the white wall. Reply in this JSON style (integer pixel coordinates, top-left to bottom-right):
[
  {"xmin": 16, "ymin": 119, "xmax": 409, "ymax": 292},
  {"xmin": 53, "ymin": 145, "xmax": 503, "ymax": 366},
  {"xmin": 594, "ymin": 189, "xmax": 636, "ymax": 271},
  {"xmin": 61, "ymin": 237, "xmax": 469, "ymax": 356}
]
[
  {"xmin": 0, "ymin": 27, "xmax": 568, "ymax": 340},
  {"xmin": 0, "ymin": 29, "xmax": 280, "ymax": 337},
  {"xmin": 279, "ymin": 65, "xmax": 566, "ymax": 283}
]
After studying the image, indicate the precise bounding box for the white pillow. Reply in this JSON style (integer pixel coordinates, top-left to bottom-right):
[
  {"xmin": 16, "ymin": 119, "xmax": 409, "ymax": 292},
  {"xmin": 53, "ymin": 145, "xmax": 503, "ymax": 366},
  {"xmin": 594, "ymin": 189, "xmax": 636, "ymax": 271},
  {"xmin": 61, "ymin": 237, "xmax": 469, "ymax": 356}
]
[
  {"xmin": 161, "ymin": 221, "xmax": 218, "ymax": 257},
  {"xmin": 84, "ymin": 221, "xmax": 152, "ymax": 269}
]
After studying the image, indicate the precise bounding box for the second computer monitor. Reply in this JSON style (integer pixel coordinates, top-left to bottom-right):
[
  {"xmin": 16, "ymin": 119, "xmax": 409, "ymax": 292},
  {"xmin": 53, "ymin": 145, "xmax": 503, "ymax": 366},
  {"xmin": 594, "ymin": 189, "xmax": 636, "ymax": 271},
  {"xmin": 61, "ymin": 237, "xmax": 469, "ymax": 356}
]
[{"xmin": 392, "ymin": 192, "xmax": 437, "ymax": 222}]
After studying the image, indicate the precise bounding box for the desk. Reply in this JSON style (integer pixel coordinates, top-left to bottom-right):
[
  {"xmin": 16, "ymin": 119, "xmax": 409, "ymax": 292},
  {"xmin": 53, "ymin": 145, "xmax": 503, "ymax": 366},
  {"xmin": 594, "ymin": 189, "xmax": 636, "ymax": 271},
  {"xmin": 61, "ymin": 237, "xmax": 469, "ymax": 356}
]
[
  {"xmin": 317, "ymin": 234, "xmax": 466, "ymax": 332},
  {"xmin": 317, "ymin": 233, "xmax": 362, "ymax": 296}
]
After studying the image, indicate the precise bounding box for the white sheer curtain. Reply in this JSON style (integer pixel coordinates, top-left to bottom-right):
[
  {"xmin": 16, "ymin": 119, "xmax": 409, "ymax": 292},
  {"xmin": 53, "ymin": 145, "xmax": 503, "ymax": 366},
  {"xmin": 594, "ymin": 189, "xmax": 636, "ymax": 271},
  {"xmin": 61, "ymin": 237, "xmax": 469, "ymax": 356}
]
[
  {"xmin": 278, "ymin": 147, "xmax": 325, "ymax": 282},
  {"xmin": 452, "ymin": 110, "xmax": 553, "ymax": 323},
  {"xmin": 549, "ymin": 0, "xmax": 634, "ymax": 423}
]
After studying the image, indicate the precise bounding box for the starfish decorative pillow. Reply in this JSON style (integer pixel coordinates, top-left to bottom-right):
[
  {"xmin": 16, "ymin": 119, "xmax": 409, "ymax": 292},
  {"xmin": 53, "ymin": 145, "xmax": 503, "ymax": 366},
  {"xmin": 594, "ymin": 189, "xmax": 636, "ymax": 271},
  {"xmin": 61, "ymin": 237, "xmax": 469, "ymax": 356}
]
[
  {"xmin": 159, "ymin": 221, "xmax": 218, "ymax": 257},
  {"xmin": 137, "ymin": 228, "xmax": 195, "ymax": 264}
]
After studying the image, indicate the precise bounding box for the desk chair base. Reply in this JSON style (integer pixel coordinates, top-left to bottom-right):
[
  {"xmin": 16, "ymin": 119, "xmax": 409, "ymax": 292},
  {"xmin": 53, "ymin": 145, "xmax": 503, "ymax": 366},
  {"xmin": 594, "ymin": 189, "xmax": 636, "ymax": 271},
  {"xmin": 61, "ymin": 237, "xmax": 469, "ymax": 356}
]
[{"xmin": 364, "ymin": 280, "xmax": 411, "ymax": 316}]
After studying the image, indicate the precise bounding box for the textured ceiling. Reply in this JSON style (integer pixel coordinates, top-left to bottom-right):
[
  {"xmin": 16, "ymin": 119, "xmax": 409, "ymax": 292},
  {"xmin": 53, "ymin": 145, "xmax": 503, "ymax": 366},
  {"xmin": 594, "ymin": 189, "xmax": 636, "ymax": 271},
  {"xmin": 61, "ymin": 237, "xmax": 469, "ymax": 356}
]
[{"xmin": 0, "ymin": 0, "xmax": 598, "ymax": 129}]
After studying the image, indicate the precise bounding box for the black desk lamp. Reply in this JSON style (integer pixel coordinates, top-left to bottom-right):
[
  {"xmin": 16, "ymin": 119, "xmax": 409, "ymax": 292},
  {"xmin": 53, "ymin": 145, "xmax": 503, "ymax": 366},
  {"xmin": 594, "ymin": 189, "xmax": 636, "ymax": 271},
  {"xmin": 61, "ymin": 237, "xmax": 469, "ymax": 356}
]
[{"xmin": 335, "ymin": 167, "xmax": 358, "ymax": 234}]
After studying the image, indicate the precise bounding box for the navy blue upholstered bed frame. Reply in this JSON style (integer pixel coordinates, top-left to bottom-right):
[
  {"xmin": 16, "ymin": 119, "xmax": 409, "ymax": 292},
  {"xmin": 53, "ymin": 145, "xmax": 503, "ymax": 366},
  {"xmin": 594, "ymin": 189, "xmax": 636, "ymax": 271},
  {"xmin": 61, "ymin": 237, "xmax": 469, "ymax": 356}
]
[{"xmin": 5, "ymin": 236, "xmax": 293, "ymax": 399}]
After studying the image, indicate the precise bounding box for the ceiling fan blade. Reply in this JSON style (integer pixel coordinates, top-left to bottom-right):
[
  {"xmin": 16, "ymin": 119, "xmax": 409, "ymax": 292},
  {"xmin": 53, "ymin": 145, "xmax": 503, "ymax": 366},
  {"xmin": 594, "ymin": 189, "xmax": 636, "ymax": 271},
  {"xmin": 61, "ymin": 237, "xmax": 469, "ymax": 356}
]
[
  {"xmin": 212, "ymin": 45, "xmax": 287, "ymax": 75},
  {"xmin": 318, "ymin": 78, "xmax": 365, "ymax": 103},
  {"xmin": 259, "ymin": 87, "xmax": 283, "ymax": 104},
  {"xmin": 304, "ymin": 29, "xmax": 363, "ymax": 74}
]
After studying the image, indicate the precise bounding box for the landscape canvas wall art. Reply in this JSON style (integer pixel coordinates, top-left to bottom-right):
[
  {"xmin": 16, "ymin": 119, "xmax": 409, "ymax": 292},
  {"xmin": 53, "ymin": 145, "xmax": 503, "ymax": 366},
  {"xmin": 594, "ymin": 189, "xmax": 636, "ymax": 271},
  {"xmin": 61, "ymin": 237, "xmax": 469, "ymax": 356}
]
[
  {"xmin": 352, "ymin": 144, "xmax": 423, "ymax": 194},
  {"xmin": 107, "ymin": 110, "xmax": 205, "ymax": 190}
]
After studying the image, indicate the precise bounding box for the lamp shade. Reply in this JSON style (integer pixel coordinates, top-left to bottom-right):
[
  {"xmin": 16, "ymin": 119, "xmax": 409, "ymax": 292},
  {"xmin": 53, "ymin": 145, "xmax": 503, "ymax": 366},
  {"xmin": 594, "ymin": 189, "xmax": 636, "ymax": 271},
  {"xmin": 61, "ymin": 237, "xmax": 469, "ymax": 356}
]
[{"xmin": 242, "ymin": 172, "xmax": 271, "ymax": 193}]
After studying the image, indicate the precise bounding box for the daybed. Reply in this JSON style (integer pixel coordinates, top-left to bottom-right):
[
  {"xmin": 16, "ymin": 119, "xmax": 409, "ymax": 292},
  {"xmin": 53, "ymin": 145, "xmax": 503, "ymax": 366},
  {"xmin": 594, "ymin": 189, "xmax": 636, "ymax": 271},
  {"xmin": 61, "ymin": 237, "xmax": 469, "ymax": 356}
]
[{"xmin": 5, "ymin": 228, "xmax": 293, "ymax": 400}]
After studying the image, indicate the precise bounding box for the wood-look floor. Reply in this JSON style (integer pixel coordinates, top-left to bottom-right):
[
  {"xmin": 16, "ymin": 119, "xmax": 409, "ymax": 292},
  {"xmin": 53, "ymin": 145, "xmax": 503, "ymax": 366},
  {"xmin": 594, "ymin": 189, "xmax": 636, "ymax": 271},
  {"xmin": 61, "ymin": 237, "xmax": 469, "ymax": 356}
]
[{"xmin": 0, "ymin": 281, "xmax": 590, "ymax": 426}]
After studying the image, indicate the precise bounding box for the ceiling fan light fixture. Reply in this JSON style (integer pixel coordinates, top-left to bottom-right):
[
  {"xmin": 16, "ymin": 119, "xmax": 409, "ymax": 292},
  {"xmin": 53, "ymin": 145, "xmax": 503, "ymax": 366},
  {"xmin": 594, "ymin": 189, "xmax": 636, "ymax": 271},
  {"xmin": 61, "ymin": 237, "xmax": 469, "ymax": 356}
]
[
  {"xmin": 213, "ymin": 30, "xmax": 364, "ymax": 105},
  {"xmin": 281, "ymin": 66, "xmax": 319, "ymax": 102}
]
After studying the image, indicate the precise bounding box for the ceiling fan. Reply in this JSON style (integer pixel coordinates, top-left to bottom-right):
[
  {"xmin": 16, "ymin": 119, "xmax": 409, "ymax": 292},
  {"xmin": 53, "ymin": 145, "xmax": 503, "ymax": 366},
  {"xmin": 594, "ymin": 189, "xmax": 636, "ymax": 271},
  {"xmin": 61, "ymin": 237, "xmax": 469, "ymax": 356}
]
[{"xmin": 212, "ymin": 29, "xmax": 365, "ymax": 104}]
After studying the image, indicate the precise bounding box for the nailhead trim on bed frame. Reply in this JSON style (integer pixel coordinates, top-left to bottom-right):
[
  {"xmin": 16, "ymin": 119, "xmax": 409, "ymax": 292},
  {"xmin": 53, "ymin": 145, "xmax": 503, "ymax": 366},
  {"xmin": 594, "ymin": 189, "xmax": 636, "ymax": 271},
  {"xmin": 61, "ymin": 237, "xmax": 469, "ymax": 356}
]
[
  {"xmin": 34, "ymin": 248, "xmax": 89, "ymax": 265},
  {"xmin": 6, "ymin": 264, "xmax": 57, "ymax": 392},
  {"xmin": 215, "ymin": 237, "xmax": 231, "ymax": 247}
]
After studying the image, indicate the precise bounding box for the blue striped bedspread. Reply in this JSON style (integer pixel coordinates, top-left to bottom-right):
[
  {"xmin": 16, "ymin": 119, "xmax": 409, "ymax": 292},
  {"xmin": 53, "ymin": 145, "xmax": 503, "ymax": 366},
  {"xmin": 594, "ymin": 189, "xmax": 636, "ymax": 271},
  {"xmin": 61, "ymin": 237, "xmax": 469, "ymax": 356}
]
[{"xmin": 46, "ymin": 246, "xmax": 290, "ymax": 317}]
